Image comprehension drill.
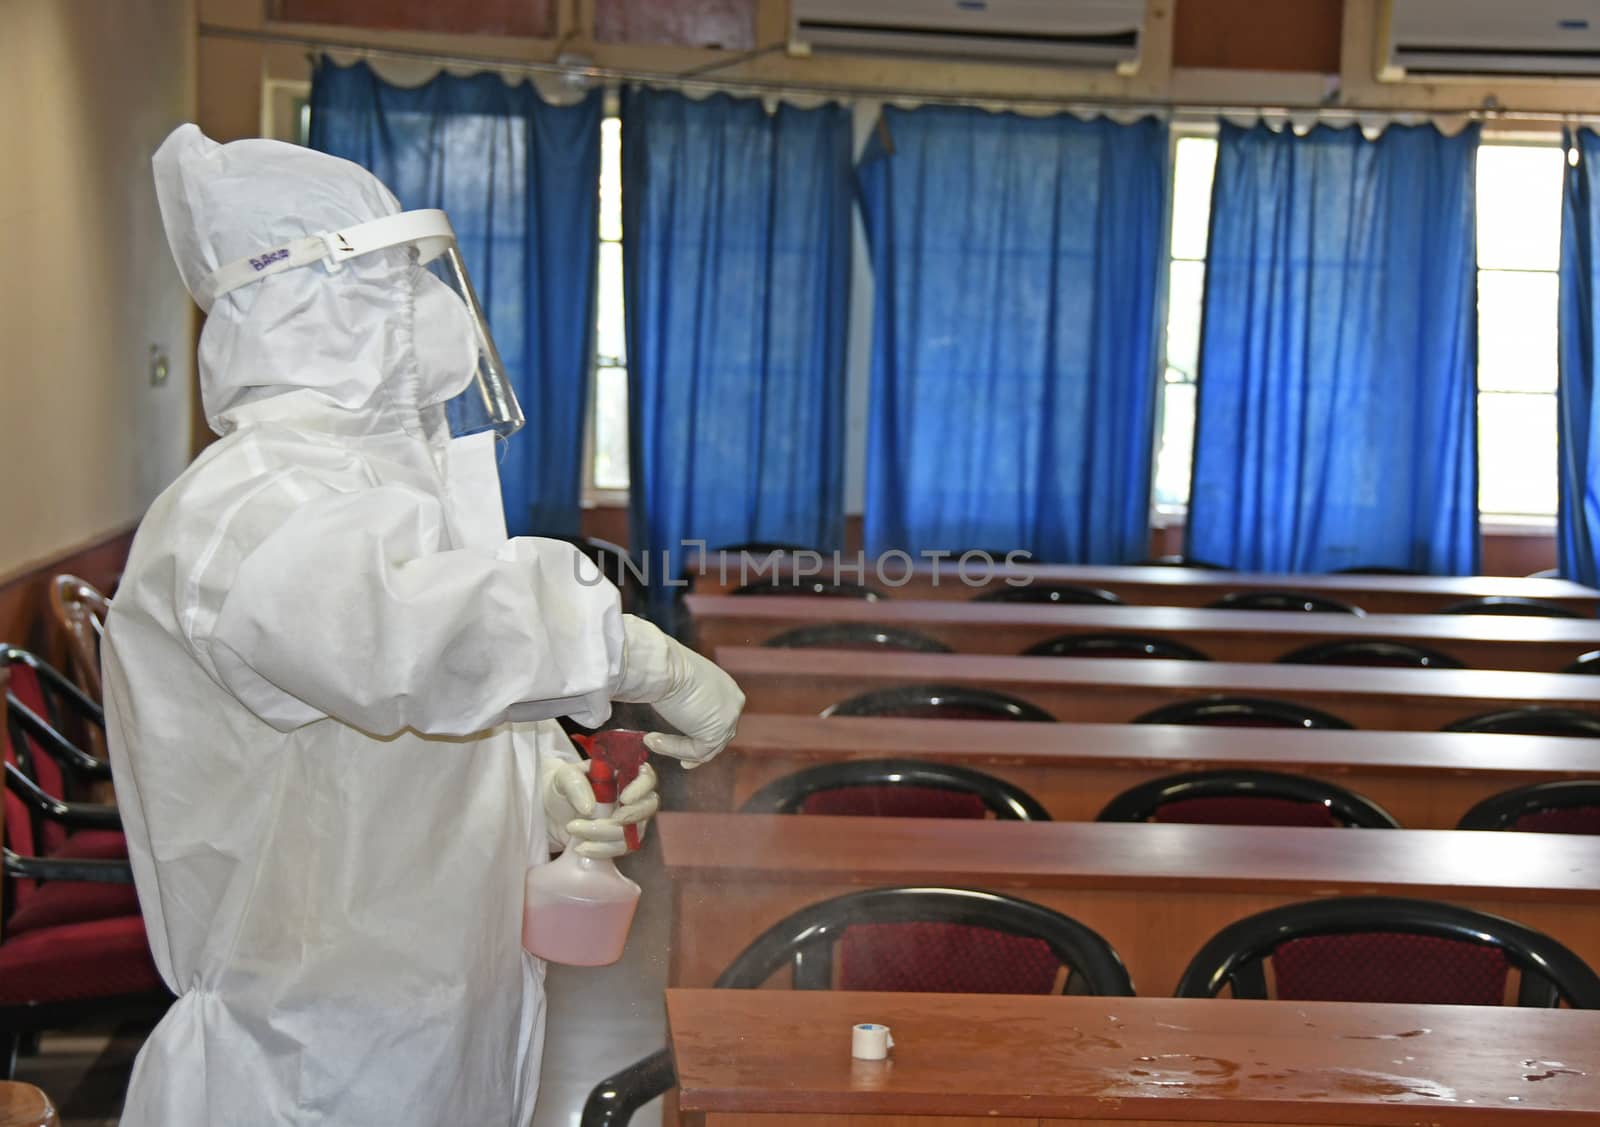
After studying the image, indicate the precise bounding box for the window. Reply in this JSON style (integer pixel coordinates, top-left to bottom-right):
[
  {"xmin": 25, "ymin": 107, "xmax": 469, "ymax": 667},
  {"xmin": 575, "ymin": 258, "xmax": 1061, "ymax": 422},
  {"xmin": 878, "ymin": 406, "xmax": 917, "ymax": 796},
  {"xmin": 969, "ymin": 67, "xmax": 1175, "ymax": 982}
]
[
  {"xmin": 1152, "ymin": 134, "xmax": 1217, "ymax": 512},
  {"xmin": 1476, "ymin": 142, "xmax": 1563, "ymax": 521},
  {"xmin": 1151, "ymin": 133, "xmax": 1564, "ymax": 524},
  {"xmin": 590, "ymin": 115, "xmax": 630, "ymax": 493}
]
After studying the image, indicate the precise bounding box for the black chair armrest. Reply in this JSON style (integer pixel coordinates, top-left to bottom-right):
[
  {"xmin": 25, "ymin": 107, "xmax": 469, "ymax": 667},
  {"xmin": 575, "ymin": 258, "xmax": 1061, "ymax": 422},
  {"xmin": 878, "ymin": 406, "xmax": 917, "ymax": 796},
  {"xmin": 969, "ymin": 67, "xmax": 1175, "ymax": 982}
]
[
  {"xmin": 4, "ymin": 762, "xmax": 123, "ymax": 831},
  {"xmin": 7, "ymin": 695, "xmax": 111, "ymax": 780},
  {"xmin": 4, "ymin": 849, "xmax": 132, "ymax": 884},
  {"xmin": 580, "ymin": 1048, "xmax": 675, "ymax": 1127}
]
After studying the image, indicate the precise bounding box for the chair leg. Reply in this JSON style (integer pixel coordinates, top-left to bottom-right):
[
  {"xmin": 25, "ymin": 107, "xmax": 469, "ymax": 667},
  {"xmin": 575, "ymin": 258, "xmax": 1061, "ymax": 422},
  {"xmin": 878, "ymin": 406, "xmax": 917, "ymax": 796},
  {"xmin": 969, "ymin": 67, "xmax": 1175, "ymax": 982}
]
[{"xmin": 0, "ymin": 1032, "xmax": 19, "ymax": 1081}]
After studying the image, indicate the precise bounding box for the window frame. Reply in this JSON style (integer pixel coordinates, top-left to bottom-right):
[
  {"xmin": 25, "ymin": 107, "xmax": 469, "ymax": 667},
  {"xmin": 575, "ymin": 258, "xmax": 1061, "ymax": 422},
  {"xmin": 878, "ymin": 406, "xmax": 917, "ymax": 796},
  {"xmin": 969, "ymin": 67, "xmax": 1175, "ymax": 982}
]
[
  {"xmin": 584, "ymin": 100, "xmax": 631, "ymax": 508},
  {"xmin": 1475, "ymin": 130, "xmax": 1565, "ymax": 530},
  {"xmin": 1149, "ymin": 122, "xmax": 1218, "ymax": 524}
]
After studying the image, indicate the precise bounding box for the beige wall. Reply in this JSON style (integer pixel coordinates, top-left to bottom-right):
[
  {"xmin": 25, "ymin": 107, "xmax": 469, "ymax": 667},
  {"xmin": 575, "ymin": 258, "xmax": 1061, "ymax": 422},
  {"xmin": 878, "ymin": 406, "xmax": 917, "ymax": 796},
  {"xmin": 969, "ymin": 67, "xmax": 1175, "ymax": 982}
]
[{"xmin": 0, "ymin": 0, "xmax": 196, "ymax": 578}]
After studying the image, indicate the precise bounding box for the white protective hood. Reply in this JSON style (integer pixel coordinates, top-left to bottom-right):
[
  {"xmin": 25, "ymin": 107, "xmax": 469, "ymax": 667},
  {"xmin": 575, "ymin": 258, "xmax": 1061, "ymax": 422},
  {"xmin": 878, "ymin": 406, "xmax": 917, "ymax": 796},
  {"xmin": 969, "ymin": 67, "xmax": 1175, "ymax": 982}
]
[{"xmin": 153, "ymin": 123, "xmax": 476, "ymax": 437}]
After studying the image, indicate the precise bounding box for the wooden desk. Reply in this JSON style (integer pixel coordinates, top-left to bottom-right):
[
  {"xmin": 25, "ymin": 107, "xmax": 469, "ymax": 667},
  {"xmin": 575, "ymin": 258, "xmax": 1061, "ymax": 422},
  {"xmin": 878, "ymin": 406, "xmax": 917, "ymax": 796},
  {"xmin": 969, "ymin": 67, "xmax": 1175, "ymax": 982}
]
[
  {"xmin": 688, "ymin": 561, "xmax": 1600, "ymax": 615},
  {"xmin": 669, "ymin": 989, "xmax": 1600, "ymax": 1126},
  {"xmin": 686, "ymin": 595, "xmax": 1600, "ymax": 671},
  {"xmin": 659, "ymin": 814, "xmax": 1600, "ymax": 997},
  {"xmin": 688, "ymin": 715, "xmax": 1600, "ymax": 829},
  {"xmin": 716, "ymin": 648, "xmax": 1600, "ymax": 731}
]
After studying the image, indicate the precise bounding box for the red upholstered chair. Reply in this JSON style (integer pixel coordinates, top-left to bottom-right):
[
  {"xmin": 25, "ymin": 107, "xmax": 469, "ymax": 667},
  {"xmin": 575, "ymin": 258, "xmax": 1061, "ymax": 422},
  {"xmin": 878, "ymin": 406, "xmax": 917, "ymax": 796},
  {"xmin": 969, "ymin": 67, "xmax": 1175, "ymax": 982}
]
[
  {"xmin": 1095, "ymin": 770, "xmax": 1401, "ymax": 828},
  {"xmin": 1439, "ymin": 596, "xmax": 1582, "ymax": 618},
  {"xmin": 582, "ymin": 888, "xmax": 1133, "ymax": 1126},
  {"xmin": 1022, "ymin": 633, "xmax": 1210, "ymax": 660},
  {"xmin": 0, "ymin": 670, "xmax": 166, "ymax": 1077},
  {"xmin": 762, "ymin": 622, "xmax": 950, "ymax": 653},
  {"xmin": 821, "ymin": 684, "xmax": 1054, "ymax": 722},
  {"xmin": 1176, "ymin": 896, "xmax": 1600, "ymax": 1008},
  {"xmin": 1208, "ymin": 590, "xmax": 1366, "ymax": 615},
  {"xmin": 1443, "ymin": 707, "xmax": 1600, "ymax": 737},
  {"xmin": 1134, "ymin": 695, "xmax": 1353, "ymax": 729},
  {"xmin": 739, "ymin": 759, "xmax": 1050, "ymax": 821},
  {"xmin": 1277, "ymin": 638, "xmax": 1464, "ymax": 669},
  {"xmin": 1457, "ymin": 781, "xmax": 1600, "ymax": 834},
  {"xmin": 1, "ymin": 650, "xmax": 124, "ymax": 864}
]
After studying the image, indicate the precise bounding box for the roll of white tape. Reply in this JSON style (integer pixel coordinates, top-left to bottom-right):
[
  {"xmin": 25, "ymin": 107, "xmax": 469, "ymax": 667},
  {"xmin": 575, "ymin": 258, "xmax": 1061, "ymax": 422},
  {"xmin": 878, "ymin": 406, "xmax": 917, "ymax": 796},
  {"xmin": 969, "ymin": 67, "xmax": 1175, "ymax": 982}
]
[{"xmin": 851, "ymin": 1022, "xmax": 894, "ymax": 1060}]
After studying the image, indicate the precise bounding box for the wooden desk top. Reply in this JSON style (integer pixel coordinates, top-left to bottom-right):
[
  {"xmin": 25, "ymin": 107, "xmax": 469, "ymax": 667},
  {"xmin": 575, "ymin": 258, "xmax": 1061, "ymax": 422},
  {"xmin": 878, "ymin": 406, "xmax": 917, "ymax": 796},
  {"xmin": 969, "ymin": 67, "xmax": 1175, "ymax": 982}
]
[
  {"xmin": 929, "ymin": 564, "xmax": 1600, "ymax": 600},
  {"xmin": 729, "ymin": 715, "xmax": 1600, "ymax": 778},
  {"xmin": 687, "ymin": 594, "xmax": 1600, "ymax": 647},
  {"xmin": 668, "ymin": 989, "xmax": 1600, "ymax": 1123},
  {"xmin": 716, "ymin": 648, "xmax": 1600, "ymax": 708},
  {"xmin": 658, "ymin": 813, "xmax": 1600, "ymax": 902}
]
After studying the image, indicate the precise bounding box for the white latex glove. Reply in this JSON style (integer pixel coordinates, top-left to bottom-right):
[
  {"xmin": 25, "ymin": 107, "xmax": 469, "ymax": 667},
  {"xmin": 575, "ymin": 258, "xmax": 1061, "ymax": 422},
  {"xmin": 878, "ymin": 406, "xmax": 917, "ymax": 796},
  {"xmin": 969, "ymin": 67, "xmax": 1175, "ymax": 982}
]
[
  {"xmin": 613, "ymin": 615, "xmax": 745, "ymax": 768},
  {"xmin": 543, "ymin": 759, "xmax": 660, "ymax": 860}
]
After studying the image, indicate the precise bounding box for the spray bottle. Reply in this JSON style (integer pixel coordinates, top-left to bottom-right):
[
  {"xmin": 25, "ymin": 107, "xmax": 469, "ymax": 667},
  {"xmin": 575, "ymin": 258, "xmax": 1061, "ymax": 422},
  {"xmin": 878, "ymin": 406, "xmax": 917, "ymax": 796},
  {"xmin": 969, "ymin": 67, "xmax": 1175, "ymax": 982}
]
[{"xmin": 522, "ymin": 730, "xmax": 649, "ymax": 966}]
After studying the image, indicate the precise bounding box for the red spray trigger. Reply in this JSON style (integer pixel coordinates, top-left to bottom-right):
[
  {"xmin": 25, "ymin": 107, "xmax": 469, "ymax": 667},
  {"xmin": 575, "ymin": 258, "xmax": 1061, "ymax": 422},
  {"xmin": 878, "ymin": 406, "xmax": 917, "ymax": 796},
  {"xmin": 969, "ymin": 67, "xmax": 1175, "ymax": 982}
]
[{"xmin": 571, "ymin": 730, "xmax": 650, "ymax": 851}]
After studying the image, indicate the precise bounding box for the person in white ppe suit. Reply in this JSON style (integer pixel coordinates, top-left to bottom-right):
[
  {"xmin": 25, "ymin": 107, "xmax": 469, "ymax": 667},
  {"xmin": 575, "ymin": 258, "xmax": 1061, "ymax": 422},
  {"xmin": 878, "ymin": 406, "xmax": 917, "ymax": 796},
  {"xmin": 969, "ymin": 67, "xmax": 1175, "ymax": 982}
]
[{"xmin": 102, "ymin": 123, "xmax": 744, "ymax": 1127}]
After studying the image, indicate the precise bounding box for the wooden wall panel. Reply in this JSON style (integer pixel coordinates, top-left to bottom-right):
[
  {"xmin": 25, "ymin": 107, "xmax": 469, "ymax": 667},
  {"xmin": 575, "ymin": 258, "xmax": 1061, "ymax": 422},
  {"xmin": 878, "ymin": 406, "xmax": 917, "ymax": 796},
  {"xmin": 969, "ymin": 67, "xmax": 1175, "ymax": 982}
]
[
  {"xmin": 0, "ymin": 526, "xmax": 137, "ymax": 663},
  {"xmin": 271, "ymin": 0, "xmax": 554, "ymax": 38},
  {"xmin": 1173, "ymin": 0, "xmax": 1344, "ymax": 73},
  {"xmin": 594, "ymin": 0, "xmax": 757, "ymax": 49}
]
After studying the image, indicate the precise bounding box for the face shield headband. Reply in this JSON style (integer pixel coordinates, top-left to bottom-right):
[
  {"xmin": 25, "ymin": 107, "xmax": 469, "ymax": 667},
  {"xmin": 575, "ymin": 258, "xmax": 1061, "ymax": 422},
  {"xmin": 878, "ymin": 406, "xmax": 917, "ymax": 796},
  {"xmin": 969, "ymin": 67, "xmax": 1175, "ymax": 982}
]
[{"xmin": 194, "ymin": 208, "xmax": 526, "ymax": 441}]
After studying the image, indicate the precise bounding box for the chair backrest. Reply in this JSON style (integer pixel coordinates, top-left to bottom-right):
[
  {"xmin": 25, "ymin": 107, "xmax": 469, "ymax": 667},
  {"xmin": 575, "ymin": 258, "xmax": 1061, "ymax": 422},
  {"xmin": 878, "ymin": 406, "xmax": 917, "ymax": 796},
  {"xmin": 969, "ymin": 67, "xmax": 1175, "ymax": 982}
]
[
  {"xmin": 974, "ymin": 584, "xmax": 1122, "ymax": 606},
  {"xmin": 1096, "ymin": 769, "xmax": 1401, "ymax": 828},
  {"xmin": 48, "ymin": 574, "xmax": 110, "ymax": 701},
  {"xmin": 1563, "ymin": 649, "xmax": 1600, "ymax": 675},
  {"xmin": 1175, "ymin": 896, "xmax": 1600, "ymax": 1008},
  {"xmin": 1022, "ymin": 633, "xmax": 1210, "ymax": 661},
  {"xmin": 731, "ymin": 578, "xmax": 881, "ymax": 600},
  {"xmin": 1276, "ymin": 639, "xmax": 1465, "ymax": 669},
  {"xmin": 1208, "ymin": 590, "xmax": 1366, "ymax": 615},
  {"xmin": 1458, "ymin": 780, "xmax": 1600, "ymax": 834},
  {"xmin": 715, "ymin": 887, "xmax": 1135, "ymax": 996},
  {"xmin": 822, "ymin": 684, "xmax": 1055, "ymax": 722},
  {"xmin": 1136, "ymin": 556, "xmax": 1227, "ymax": 569},
  {"xmin": 1134, "ymin": 695, "xmax": 1353, "ymax": 730},
  {"xmin": 763, "ymin": 623, "xmax": 950, "ymax": 654},
  {"xmin": 1443, "ymin": 707, "xmax": 1600, "ymax": 737},
  {"xmin": 1439, "ymin": 597, "xmax": 1582, "ymax": 618},
  {"xmin": 1333, "ymin": 565, "xmax": 1422, "ymax": 575},
  {"xmin": 740, "ymin": 759, "xmax": 1051, "ymax": 821}
]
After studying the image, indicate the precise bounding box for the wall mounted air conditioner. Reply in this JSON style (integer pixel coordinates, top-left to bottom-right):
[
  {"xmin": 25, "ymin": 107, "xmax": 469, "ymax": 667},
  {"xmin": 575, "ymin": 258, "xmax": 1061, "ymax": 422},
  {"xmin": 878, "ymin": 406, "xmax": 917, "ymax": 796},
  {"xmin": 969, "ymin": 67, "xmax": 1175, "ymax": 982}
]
[
  {"xmin": 789, "ymin": 0, "xmax": 1146, "ymax": 73},
  {"xmin": 1383, "ymin": 0, "xmax": 1600, "ymax": 79}
]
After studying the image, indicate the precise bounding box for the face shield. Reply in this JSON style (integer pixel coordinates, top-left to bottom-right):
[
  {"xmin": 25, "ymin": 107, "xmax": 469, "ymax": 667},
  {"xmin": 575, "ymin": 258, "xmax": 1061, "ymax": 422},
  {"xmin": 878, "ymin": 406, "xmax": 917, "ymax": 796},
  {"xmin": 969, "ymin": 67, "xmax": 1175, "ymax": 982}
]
[{"xmin": 194, "ymin": 209, "xmax": 525, "ymax": 440}]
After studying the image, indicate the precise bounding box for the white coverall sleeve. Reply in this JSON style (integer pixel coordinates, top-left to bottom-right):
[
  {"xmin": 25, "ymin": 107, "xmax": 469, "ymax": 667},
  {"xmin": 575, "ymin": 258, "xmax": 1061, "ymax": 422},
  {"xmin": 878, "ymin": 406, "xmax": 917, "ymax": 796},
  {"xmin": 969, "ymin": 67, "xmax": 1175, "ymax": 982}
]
[{"xmin": 201, "ymin": 485, "xmax": 624, "ymax": 737}]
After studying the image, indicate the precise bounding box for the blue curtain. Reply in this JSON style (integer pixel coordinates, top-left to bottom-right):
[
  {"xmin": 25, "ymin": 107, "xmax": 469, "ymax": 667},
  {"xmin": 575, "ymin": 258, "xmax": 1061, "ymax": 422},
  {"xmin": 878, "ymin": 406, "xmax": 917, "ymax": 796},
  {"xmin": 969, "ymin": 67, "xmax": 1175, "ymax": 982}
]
[
  {"xmin": 856, "ymin": 106, "xmax": 1169, "ymax": 563},
  {"xmin": 1188, "ymin": 121, "xmax": 1480, "ymax": 574},
  {"xmin": 1559, "ymin": 129, "xmax": 1600, "ymax": 586},
  {"xmin": 309, "ymin": 60, "xmax": 602, "ymax": 537},
  {"xmin": 622, "ymin": 88, "xmax": 852, "ymax": 596}
]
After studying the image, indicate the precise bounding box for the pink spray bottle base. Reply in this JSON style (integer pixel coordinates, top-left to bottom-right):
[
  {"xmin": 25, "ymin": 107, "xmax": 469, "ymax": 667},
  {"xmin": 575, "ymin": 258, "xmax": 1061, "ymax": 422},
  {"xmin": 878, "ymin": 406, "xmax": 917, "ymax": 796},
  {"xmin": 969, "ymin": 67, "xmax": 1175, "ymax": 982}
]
[{"xmin": 523, "ymin": 731, "xmax": 648, "ymax": 967}]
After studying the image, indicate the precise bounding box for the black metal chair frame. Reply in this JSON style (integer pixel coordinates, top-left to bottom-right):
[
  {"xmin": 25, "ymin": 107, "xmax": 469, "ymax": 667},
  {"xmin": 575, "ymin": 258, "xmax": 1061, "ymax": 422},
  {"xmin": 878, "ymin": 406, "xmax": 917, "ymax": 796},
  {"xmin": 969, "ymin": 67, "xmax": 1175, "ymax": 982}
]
[
  {"xmin": 740, "ymin": 759, "xmax": 1051, "ymax": 821},
  {"xmin": 1276, "ymin": 638, "xmax": 1465, "ymax": 669},
  {"xmin": 1442, "ymin": 707, "xmax": 1600, "ymax": 737},
  {"xmin": 730, "ymin": 578, "xmax": 882, "ymax": 600},
  {"xmin": 821, "ymin": 683, "xmax": 1055, "ymax": 722},
  {"xmin": 1563, "ymin": 649, "xmax": 1600, "ymax": 675},
  {"xmin": 1208, "ymin": 590, "xmax": 1366, "ymax": 616},
  {"xmin": 1175, "ymin": 895, "xmax": 1600, "ymax": 1008},
  {"xmin": 1134, "ymin": 695, "xmax": 1354, "ymax": 730},
  {"xmin": 1094, "ymin": 769, "xmax": 1400, "ymax": 828},
  {"xmin": 581, "ymin": 887, "xmax": 1134, "ymax": 1127},
  {"xmin": 762, "ymin": 622, "xmax": 951, "ymax": 654},
  {"xmin": 974, "ymin": 583, "xmax": 1122, "ymax": 606},
  {"xmin": 1439, "ymin": 597, "xmax": 1583, "ymax": 619},
  {"xmin": 1457, "ymin": 780, "xmax": 1600, "ymax": 831},
  {"xmin": 1022, "ymin": 633, "xmax": 1210, "ymax": 661}
]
